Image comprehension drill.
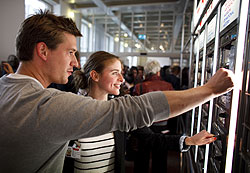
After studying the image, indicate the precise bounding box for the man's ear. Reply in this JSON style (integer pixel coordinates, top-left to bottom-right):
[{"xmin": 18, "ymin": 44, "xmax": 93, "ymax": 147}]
[
  {"xmin": 36, "ymin": 42, "xmax": 48, "ymax": 61},
  {"xmin": 90, "ymin": 70, "xmax": 99, "ymax": 82}
]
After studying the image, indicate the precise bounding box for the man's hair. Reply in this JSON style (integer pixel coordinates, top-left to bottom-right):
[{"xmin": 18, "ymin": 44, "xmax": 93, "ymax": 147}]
[
  {"xmin": 16, "ymin": 10, "xmax": 82, "ymax": 61},
  {"xmin": 144, "ymin": 60, "xmax": 161, "ymax": 75}
]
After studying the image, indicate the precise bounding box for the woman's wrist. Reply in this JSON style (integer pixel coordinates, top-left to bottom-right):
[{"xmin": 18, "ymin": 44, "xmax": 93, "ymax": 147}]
[{"xmin": 185, "ymin": 137, "xmax": 193, "ymax": 145}]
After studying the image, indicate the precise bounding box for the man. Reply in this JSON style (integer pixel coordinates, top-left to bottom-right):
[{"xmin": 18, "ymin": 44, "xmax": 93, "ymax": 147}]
[
  {"xmin": 0, "ymin": 11, "xmax": 234, "ymax": 173},
  {"xmin": 133, "ymin": 60, "xmax": 173, "ymax": 96},
  {"xmin": 131, "ymin": 60, "xmax": 181, "ymax": 173},
  {"xmin": 165, "ymin": 65, "xmax": 181, "ymax": 90}
]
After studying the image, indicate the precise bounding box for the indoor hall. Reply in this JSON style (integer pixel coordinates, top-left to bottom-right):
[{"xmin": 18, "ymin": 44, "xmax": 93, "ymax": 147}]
[{"xmin": 0, "ymin": 0, "xmax": 249, "ymax": 173}]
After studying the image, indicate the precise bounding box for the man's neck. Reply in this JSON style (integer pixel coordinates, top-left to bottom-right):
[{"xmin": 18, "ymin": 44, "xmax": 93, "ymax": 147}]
[{"xmin": 16, "ymin": 61, "xmax": 50, "ymax": 88}]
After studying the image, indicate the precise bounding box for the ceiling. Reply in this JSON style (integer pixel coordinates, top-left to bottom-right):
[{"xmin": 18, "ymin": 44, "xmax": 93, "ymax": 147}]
[{"xmin": 64, "ymin": 0, "xmax": 194, "ymax": 53}]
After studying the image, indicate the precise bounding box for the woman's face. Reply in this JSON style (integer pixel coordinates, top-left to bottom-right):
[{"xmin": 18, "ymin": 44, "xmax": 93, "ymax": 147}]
[{"xmin": 96, "ymin": 59, "xmax": 124, "ymax": 96}]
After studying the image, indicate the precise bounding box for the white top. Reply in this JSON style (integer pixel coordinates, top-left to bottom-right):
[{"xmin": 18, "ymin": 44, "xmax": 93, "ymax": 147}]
[{"xmin": 74, "ymin": 133, "xmax": 115, "ymax": 173}]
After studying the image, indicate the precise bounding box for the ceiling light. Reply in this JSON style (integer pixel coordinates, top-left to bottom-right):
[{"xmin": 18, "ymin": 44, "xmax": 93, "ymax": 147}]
[
  {"xmin": 159, "ymin": 45, "xmax": 164, "ymax": 50},
  {"xmin": 124, "ymin": 43, "xmax": 128, "ymax": 47},
  {"xmin": 68, "ymin": 11, "xmax": 74, "ymax": 19},
  {"xmin": 161, "ymin": 23, "xmax": 164, "ymax": 27},
  {"xmin": 88, "ymin": 23, "xmax": 92, "ymax": 28},
  {"xmin": 124, "ymin": 33, "xmax": 128, "ymax": 37},
  {"xmin": 114, "ymin": 37, "xmax": 119, "ymax": 42},
  {"xmin": 135, "ymin": 43, "xmax": 141, "ymax": 48}
]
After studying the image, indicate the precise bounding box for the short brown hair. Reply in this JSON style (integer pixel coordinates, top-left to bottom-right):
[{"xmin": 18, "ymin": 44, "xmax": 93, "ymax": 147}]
[{"xmin": 16, "ymin": 10, "xmax": 82, "ymax": 61}]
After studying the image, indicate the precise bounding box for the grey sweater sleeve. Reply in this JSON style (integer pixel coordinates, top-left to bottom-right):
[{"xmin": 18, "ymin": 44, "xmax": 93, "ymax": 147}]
[{"xmin": 36, "ymin": 89, "xmax": 170, "ymax": 142}]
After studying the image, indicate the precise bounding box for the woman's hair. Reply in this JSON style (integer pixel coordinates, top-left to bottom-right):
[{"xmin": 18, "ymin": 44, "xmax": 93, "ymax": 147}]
[
  {"xmin": 73, "ymin": 51, "xmax": 120, "ymax": 92},
  {"xmin": 16, "ymin": 10, "xmax": 82, "ymax": 61}
]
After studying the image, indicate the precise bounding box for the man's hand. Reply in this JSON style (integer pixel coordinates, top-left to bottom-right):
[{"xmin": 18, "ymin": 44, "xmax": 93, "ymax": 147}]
[
  {"xmin": 185, "ymin": 130, "xmax": 216, "ymax": 146},
  {"xmin": 204, "ymin": 68, "xmax": 234, "ymax": 96}
]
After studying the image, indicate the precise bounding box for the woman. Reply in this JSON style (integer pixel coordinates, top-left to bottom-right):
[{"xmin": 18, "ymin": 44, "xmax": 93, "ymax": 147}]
[
  {"xmin": 73, "ymin": 51, "xmax": 125, "ymax": 173},
  {"xmin": 72, "ymin": 51, "xmax": 216, "ymax": 173}
]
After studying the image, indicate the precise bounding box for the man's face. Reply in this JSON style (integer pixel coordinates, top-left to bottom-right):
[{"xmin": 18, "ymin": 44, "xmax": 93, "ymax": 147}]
[{"xmin": 46, "ymin": 32, "xmax": 78, "ymax": 84}]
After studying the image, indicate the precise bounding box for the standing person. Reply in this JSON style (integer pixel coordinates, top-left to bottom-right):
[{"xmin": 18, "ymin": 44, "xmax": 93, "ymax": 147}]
[
  {"xmin": 72, "ymin": 51, "xmax": 126, "ymax": 173},
  {"xmin": 133, "ymin": 60, "xmax": 173, "ymax": 96},
  {"xmin": 131, "ymin": 60, "xmax": 177, "ymax": 173},
  {"xmin": 72, "ymin": 53, "xmax": 222, "ymax": 173},
  {"xmin": 165, "ymin": 65, "xmax": 181, "ymax": 90},
  {"xmin": 0, "ymin": 10, "xmax": 234, "ymax": 173}
]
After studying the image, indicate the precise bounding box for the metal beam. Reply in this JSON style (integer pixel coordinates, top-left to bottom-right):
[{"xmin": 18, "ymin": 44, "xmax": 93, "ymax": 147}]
[
  {"xmin": 172, "ymin": 0, "xmax": 189, "ymax": 49},
  {"xmin": 91, "ymin": 0, "xmax": 149, "ymax": 51},
  {"xmin": 80, "ymin": 51, "xmax": 189, "ymax": 59}
]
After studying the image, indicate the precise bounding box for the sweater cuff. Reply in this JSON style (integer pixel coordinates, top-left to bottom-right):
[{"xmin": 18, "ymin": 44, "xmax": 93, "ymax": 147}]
[{"xmin": 179, "ymin": 136, "xmax": 191, "ymax": 152}]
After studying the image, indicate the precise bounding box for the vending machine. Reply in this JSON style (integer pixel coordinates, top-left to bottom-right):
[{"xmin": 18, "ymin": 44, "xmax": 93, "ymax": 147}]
[{"xmin": 185, "ymin": 0, "xmax": 250, "ymax": 172}]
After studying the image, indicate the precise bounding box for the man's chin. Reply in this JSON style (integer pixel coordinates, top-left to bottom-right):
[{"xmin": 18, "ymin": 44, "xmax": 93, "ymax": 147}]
[{"xmin": 55, "ymin": 79, "xmax": 68, "ymax": 85}]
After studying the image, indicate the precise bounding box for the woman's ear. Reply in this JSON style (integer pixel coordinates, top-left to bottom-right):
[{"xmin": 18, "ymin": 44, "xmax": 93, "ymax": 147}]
[
  {"xmin": 90, "ymin": 70, "xmax": 99, "ymax": 82},
  {"xmin": 36, "ymin": 42, "xmax": 48, "ymax": 61}
]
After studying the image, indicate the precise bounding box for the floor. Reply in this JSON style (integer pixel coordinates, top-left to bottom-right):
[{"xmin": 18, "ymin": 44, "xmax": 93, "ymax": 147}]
[{"xmin": 125, "ymin": 150, "xmax": 180, "ymax": 173}]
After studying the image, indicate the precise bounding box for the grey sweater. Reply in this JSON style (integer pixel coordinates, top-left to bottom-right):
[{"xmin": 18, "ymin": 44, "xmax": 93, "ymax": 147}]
[{"xmin": 0, "ymin": 74, "xmax": 170, "ymax": 173}]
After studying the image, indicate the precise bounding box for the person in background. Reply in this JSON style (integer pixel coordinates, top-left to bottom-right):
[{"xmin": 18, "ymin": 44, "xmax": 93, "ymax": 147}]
[
  {"xmin": 1, "ymin": 62, "xmax": 14, "ymax": 75},
  {"xmin": 182, "ymin": 67, "xmax": 189, "ymax": 89},
  {"xmin": 165, "ymin": 65, "xmax": 181, "ymax": 90},
  {"xmin": 130, "ymin": 60, "xmax": 178, "ymax": 173},
  {"xmin": 137, "ymin": 65, "xmax": 144, "ymax": 81},
  {"xmin": 133, "ymin": 60, "xmax": 173, "ymax": 96},
  {"xmin": 0, "ymin": 10, "xmax": 234, "ymax": 173},
  {"xmin": 0, "ymin": 54, "xmax": 19, "ymax": 76}
]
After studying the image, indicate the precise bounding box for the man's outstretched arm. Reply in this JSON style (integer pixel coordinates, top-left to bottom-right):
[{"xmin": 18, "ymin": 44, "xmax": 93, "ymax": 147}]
[{"xmin": 163, "ymin": 68, "xmax": 234, "ymax": 118}]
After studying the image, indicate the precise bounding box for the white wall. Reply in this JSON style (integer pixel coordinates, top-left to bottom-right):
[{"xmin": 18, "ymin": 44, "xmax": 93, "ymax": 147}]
[
  {"xmin": 59, "ymin": 0, "xmax": 81, "ymax": 51},
  {"xmin": 0, "ymin": 0, "xmax": 25, "ymax": 61}
]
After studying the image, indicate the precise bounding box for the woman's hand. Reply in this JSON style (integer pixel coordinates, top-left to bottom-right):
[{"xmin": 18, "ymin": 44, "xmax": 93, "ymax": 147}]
[{"xmin": 185, "ymin": 130, "xmax": 216, "ymax": 146}]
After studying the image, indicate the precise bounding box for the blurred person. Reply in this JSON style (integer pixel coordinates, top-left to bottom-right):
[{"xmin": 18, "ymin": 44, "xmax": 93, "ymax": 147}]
[
  {"xmin": 0, "ymin": 10, "xmax": 234, "ymax": 173},
  {"xmin": 130, "ymin": 60, "xmax": 175, "ymax": 173},
  {"xmin": 137, "ymin": 65, "xmax": 144, "ymax": 81},
  {"xmin": 133, "ymin": 61, "xmax": 173, "ymax": 96},
  {"xmin": 0, "ymin": 54, "xmax": 19, "ymax": 76},
  {"xmin": 1, "ymin": 62, "xmax": 14, "ymax": 75},
  {"xmin": 7, "ymin": 54, "xmax": 19, "ymax": 72},
  {"xmin": 165, "ymin": 65, "xmax": 181, "ymax": 90},
  {"xmin": 182, "ymin": 67, "xmax": 189, "ymax": 89}
]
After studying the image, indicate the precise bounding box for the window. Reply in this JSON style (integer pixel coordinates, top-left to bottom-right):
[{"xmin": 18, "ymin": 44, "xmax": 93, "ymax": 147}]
[
  {"xmin": 80, "ymin": 57, "xmax": 87, "ymax": 68},
  {"xmin": 25, "ymin": 0, "xmax": 52, "ymax": 18},
  {"xmin": 80, "ymin": 22, "xmax": 89, "ymax": 52}
]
